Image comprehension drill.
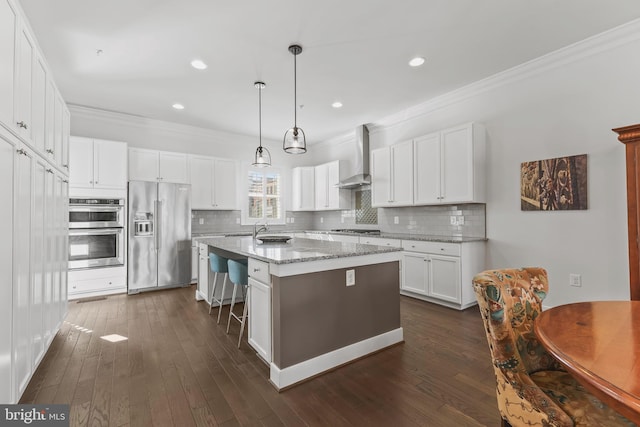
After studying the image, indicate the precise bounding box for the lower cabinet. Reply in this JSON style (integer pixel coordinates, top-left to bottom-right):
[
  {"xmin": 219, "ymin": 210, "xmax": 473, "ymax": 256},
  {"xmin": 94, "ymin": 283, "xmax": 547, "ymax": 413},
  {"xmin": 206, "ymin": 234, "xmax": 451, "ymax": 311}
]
[
  {"xmin": 7, "ymin": 136, "xmax": 68, "ymax": 403},
  {"xmin": 401, "ymin": 240, "xmax": 485, "ymax": 310},
  {"xmin": 68, "ymin": 267, "xmax": 126, "ymax": 300},
  {"xmin": 248, "ymin": 258, "xmax": 271, "ymax": 364}
]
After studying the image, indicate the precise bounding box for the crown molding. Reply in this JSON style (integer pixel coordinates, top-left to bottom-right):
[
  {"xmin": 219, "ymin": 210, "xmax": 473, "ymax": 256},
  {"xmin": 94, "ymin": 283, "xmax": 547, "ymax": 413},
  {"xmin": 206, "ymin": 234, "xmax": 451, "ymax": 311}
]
[
  {"xmin": 68, "ymin": 104, "xmax": 265, "ymax": 145},
  {"xmin": 367, "ymin": 18, "xmax": 640, "ymax": 134}
]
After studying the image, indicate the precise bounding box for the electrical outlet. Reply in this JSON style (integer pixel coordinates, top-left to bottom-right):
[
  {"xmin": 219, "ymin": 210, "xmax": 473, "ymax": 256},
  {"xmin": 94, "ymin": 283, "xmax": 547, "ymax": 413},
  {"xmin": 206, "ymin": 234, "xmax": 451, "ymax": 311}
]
[
  {"xmin": 394, "ymin": 216, "xmax": 399, "ymax": 224},
  {"xmin": 291, "ymin": 217, "xmax": 295, "ymax": 223},
  {"xmin": 450, "ymin": 216, "xmax": 457, "ymax": 225},
  {"xmin": 458, "ymin": 216, "xmax": 465, "ymax": 225},
  {"xmin": 346, "ymin": 269, "xmax": 355, "ymax": 286},
  {"xmin": 199, "ymin": 218, "xmax": 204, "ymax": 225},
  {"xmin": 570, "ymin": 273, "xmax": 582, "ymax": 287},
  {"xmin": 320, "ymin": 217, "xmax": 324, "ymax": 223}
]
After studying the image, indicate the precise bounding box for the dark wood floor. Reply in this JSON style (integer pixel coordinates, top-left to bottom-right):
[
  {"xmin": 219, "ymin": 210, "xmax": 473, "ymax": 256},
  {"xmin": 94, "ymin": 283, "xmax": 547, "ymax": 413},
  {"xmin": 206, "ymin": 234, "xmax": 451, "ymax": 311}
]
[{"xmin": 21, "ymin": 285, "xmax": 500, "ymax": 426}]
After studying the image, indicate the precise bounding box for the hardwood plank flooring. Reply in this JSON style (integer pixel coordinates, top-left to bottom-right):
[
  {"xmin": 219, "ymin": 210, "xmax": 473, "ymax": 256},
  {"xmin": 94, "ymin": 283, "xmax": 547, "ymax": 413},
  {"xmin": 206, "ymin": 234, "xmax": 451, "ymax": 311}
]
[{"xmin": 21, "ymin": 285, "xmax": 500, "ymax": 426}]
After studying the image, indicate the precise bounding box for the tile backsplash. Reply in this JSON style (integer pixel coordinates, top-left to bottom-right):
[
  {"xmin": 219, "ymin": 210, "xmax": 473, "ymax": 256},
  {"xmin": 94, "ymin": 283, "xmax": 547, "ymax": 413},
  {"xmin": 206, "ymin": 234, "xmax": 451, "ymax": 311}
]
[{"xmin": 192, "ymin": 203, "xmax": 485, "ymax": 237}]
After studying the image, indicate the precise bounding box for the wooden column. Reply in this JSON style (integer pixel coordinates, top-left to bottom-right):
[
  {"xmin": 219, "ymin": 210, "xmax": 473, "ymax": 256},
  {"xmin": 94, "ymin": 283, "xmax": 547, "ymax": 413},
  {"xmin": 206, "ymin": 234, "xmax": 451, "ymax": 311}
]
[{"xmin": 613, "ymin": 124, "xmax": 640, "ymax": 300}]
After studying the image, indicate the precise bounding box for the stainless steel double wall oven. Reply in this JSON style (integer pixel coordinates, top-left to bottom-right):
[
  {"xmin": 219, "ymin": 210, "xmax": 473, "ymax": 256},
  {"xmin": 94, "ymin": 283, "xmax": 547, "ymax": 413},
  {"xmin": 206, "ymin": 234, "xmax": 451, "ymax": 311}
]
[{"xmin": 68, "ymin": 198, "xmax": 125, "ymax": 269}]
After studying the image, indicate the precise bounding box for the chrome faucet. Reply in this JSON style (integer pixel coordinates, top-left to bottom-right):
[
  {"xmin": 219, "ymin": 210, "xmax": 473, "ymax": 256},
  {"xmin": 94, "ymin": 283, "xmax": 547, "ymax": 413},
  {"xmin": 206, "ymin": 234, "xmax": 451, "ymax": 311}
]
[{"xmin": 253, "ymin": 222, "xmax": 268, "ymax": 239}]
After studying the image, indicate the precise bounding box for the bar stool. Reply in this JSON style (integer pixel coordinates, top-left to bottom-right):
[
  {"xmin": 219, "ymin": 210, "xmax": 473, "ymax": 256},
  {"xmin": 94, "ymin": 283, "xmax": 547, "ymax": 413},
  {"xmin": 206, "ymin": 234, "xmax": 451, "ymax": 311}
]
[
  {"xmin": 226, "ymin": 259, "xmax": 249, "ymax": 348},
  {"xmin": 208, "ymin": 253, "xmax": 229, "ymax": 324}
]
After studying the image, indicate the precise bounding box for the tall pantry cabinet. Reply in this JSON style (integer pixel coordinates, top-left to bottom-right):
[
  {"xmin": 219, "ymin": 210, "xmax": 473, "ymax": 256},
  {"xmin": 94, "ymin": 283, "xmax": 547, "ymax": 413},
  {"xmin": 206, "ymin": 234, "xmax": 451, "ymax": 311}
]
[{"xmin": 0, "ymin": 0, "xmax": 70, "ymax": 403}]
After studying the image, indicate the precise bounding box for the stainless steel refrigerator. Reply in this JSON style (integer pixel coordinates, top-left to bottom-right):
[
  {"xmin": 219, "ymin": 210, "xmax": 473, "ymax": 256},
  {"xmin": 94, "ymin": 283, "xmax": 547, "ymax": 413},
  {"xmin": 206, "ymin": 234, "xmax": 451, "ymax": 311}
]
[{"xmin": 128, "ymin": 181, "xmax": 191, "ymax": 293}]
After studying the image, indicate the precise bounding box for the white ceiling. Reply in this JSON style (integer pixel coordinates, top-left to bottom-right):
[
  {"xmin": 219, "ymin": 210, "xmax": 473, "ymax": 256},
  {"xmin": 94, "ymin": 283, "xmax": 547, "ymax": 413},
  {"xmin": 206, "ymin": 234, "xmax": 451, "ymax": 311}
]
[{"xmin": 18, "ymin": 0, "xmax": 640, "ymax": 144}]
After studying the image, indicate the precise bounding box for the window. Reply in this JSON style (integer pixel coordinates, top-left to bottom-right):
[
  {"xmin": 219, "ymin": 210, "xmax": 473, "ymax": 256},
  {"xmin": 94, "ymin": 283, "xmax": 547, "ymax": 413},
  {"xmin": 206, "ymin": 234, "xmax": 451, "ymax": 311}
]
[{"xmin": 244, "ymin": 168, "xmax": 284, "ymax": 224}]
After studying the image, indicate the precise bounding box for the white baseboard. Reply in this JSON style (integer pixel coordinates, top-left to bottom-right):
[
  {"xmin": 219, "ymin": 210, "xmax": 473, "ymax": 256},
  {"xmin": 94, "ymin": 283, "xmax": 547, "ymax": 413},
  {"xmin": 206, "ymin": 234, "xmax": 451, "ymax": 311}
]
[{"xmin": 269, "ymin": 327, "xmax": 404, "ymax": 390}]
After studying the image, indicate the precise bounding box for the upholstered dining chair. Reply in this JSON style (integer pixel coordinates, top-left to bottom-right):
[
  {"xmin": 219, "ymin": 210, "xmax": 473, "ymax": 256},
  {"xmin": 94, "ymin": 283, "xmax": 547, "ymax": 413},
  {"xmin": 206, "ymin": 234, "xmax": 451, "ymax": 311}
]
[{"xmin": 472, "ymin": 268, "xmax": 634, "ymax": 427}]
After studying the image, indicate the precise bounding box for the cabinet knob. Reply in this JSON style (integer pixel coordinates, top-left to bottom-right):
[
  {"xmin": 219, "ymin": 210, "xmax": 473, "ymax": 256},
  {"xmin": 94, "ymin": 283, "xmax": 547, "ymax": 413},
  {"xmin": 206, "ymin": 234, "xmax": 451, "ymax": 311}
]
[
  {"xmin": 46, "ymin": 169, "xmax": 54, "ymax": 174},
  {"xmin": 16, "ymin": 121, "xmax": 28, "ymax": 129},
  {"xmin": 253, "ymin": 268, "xmax": 260, "ymax": 272},
  {"xmin": 63, "ymin": 164, "xmax": 69, "ymax": 169},
  {"xmin": 46, "ymin": 149, "xmax": 54, "ymax": 154}
]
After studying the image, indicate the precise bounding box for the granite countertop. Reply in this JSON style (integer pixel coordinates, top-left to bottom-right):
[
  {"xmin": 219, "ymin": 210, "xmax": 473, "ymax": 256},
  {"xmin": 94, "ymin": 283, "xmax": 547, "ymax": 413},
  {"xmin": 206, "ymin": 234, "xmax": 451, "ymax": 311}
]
[
  {"xmin": 192, "ymin": 230, "xmax": 487, "ymax": 243},
  {"xmin": 302, "ymin": 230, "xmax": 487, "ymax": 243},
  {"xmin": 198, "ymin": 235, "xmax": 402, "ymax": 265}
]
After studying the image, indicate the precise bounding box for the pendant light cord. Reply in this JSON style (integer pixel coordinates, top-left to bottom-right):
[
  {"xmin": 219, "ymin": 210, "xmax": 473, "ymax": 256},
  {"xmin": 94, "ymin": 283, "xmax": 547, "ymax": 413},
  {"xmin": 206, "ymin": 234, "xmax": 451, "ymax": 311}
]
[
  {"xmin": 259, "ymin": 84, "xmax": 262, "ymax": 148},
  {"xmin": 293, "ymin": 52, "xmax": 297, "ymax": 129}
]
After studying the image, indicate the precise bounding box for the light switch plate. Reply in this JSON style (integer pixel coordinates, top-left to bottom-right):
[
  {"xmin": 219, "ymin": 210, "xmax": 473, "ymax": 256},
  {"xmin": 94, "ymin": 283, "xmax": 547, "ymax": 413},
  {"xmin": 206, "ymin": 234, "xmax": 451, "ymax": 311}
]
[{"xmin": 346, "ymin": 269, "xmax": 355, "ymax": 286}]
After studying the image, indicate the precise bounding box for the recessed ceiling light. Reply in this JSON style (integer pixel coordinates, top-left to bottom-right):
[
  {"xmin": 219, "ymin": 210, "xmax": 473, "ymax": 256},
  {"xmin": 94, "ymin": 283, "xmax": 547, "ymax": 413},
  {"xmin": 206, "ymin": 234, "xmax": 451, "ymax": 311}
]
[
  {"xmin": 172, "ymin": 103, "xmax": 185, "ymax": 110},
  {"xmin": 409, "ymin": 56, "xmax": 425, "ymax": 67},
  {"xmin": 190, "ymin": 59, "xmax": 207, "ymax": 70},
  {"xmin": 332, "ymin": 101, "xmax": 343, "ymax": 109}
]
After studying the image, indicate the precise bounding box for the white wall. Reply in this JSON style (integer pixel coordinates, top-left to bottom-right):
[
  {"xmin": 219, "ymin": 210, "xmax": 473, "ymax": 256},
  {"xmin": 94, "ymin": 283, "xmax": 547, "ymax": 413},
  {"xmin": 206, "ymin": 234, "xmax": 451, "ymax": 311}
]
[
  {"xmin": 368, "ymin": 26, "xmax": 640, "ymax": 307},
  {"xmin": 69, "ymin": 23, "xmax": 640, "ymax": 307}
]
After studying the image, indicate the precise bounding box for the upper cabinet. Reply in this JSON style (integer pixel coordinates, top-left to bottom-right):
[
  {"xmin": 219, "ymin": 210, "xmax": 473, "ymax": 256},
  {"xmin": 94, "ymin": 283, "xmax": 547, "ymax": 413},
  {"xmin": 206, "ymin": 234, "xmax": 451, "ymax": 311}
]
[
  {"xmin": 129, "ymin": 148, "xmax": 189, "ymax": 183},
  {"xmin": 0, "ymin": 0, "xmax": 17, "ymax": 130},
  {"xmin": 188, "ymin": 154, "xmax": 237, "ymax": 210},
  {"xmin": 371, "ymin": 139, "xmax": 414, "ymax": 207},
  {"xmin": 414, "ymin": 122, "xmax": 486, "ymax": 205},
  {"xmin": 0, "ymin": 0, "xmax": 70, "ymax": 174},
  {"xmin": 69, "ymin": 137, "xmax": 127, "ymax": 190},
  {"xmin": 314, "ymin": 160, "xmax": 350, "ymax": 211},
  {"xmin": 291, "ymin": 166, "xmax": 315, "ymax": 211}
]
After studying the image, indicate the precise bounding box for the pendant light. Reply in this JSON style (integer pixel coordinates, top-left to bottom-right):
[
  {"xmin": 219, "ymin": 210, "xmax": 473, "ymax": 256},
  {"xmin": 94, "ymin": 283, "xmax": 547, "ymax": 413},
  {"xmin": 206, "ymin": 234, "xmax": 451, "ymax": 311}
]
[
  {"xmin": 283, "ymin": 44, "xmax": 307, "ymax": 154},
  {"xmin": 252, "ymin": 81, "xmax": 271, "ymax": 167}
]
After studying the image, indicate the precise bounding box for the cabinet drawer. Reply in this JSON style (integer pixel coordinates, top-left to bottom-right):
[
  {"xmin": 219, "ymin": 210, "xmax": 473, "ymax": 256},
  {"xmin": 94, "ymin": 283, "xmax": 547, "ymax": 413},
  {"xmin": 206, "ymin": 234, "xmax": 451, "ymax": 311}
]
[
  {"xmin": 249, "ymin": 258, "xmax": 270, "ymax": 283},
  {"xmin": 401, "ymin": 240, "xmax": 460, "ymax": 256},
  {"xmin": 359, "ymin": 237, "xmax": 402, "ymax": 247},
  {"xmin": 69, "ymin": 275, "xmax": 126, "ymax": 294}
]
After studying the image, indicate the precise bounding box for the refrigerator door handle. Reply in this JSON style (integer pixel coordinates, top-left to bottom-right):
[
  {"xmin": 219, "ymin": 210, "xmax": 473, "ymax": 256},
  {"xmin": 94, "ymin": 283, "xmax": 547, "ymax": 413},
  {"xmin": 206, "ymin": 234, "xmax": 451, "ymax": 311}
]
[
  {"xmin": 156, "ymin": 199, "xmax": 163, "ymax": 250},
  {"xmin": 153, "ymin": 199, "xmax": 159, "ymax": 251}
]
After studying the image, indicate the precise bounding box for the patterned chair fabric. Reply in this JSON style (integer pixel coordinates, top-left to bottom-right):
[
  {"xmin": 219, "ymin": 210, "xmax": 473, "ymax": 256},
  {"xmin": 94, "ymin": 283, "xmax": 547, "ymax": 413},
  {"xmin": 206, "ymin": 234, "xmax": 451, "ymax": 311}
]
[{"xmin": 472, "ymin": 268, "xmax": 635, "ymax": 427}]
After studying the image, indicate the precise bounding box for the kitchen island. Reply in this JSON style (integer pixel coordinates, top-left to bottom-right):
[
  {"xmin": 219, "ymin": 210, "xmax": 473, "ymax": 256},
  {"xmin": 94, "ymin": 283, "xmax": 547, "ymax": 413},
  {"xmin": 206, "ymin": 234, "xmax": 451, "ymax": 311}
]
[{"xmin": 198, "ymin": 235, "xmax": 404, "ymax": 390}]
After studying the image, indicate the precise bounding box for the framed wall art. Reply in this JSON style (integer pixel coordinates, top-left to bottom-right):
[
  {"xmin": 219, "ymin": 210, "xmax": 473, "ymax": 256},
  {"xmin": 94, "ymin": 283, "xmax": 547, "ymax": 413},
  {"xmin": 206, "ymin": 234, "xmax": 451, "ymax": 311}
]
[{"xmin": 520, "ymin": 154, "xmax": 587, "ymax": 211}]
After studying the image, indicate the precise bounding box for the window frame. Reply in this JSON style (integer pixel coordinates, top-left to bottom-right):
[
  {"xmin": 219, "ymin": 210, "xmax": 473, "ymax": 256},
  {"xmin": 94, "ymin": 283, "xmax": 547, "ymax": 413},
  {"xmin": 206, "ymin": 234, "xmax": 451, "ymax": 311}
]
[{"xmin": 241, "ymin": 165, "xmax": 286, "ymax": 226}]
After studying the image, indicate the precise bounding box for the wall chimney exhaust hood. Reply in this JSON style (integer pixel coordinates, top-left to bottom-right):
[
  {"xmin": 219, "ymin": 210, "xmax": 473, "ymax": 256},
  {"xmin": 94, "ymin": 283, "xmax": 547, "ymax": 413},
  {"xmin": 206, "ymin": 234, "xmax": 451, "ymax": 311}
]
[{"xmin": 337, "ymin": 125, "xmax": 371, "ymax": 189}]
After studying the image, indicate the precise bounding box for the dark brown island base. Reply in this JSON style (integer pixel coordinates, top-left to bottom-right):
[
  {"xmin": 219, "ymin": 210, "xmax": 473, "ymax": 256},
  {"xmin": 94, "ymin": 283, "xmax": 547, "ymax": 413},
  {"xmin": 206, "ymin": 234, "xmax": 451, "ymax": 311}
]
[{"xmin": 198, "ymin": 235, "xmax": 404, "ymax": 390}]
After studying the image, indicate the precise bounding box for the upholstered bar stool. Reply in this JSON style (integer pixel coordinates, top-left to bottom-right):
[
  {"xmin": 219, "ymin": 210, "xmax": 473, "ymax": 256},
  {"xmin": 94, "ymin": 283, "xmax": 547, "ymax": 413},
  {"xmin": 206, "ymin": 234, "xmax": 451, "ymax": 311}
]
[
  {"xmin": 208, "ymin": 253, "xmax": 229, "ymax": 324},
  {"xmin": 226, "ymin": 259, "xmax": 249, "ymax": 348}
]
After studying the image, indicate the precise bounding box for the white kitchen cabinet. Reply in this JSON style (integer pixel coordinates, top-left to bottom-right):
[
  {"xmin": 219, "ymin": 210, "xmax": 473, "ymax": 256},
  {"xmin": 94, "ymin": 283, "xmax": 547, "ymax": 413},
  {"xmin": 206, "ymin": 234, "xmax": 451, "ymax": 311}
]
[
  {"xmin": 414, "ymin": 123, "xmax": 486, "ymax": 205},
  {"xmin": 371, "ymin": 140, "xmax": 414, "ymax": 207},
  {"xmin": 291, "ymin": 166, "xmax": 315, "ymax": 211},
  {"xmin": 0, "ymin": 0, "xmax": 68, "ymax": 403},
  {"xmin": 359, "ymin": 236, "xmax": 402, "ymax": 247},
  {"xmin": 129, "ymin": 148, "xmax": 189, "ymax": 183},
  {"xmin": 189, "ymin": 155, "xmax": 237, "ymax": 210},
  {"xmin": 68, "ymin": 267, "xmax": 126, "ymax": 300},
  {"xmin": 31, "ymin": 55, "xmax": 47, "ymax": 154},
  {"xmin": 30, "ymin": 157, "xmax": 46, "ymax": 370},
  {"xmin": 401, "ymin": 239, "xmax": 485, "ymax": 310},
  {"xmin": 248, "ymin": 258, "xmax": 271, "ymax": 363},
  {"xmin": 0, "ymin": 0, "xmax": 17, "ymax": 131},
  {"xmin": 69, "ymin": 137, "xmax": 128, "ymax": 190},
  {"xmin": 197, "ymin": 243, "xmax": 209, "ymax": 301},
  {"xmin": 14, "ymin": 143, "xmax": 33, "ymax": 400},
  {"xmin": 0, "ymin": 134, "xmax": 14, "ymax": 404},
  {"xmin": 314, "ymin": 160, "xmax": 350, "ymax": 211}
]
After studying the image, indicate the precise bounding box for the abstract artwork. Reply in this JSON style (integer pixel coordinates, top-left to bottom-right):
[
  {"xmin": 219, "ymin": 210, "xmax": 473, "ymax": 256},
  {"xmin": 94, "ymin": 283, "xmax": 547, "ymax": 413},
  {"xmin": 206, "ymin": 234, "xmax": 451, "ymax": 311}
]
[{"xmin": 521, "ymin": 154, "xmax": 587, "ymax": 211}]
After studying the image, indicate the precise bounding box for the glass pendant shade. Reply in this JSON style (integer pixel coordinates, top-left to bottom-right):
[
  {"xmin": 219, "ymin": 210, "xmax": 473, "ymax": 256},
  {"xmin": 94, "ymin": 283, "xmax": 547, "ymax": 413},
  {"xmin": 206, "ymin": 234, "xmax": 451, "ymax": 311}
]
[
  {"xmin": 253, "ymin": 145, "xmax": 271, "ymax": 167},
  {"xmin": 283, "ymin": 44, "xmax": 306, "ymax": 154},
  {"xmin": 252, "ymin": 81, "xmax": 271, "ymax": 167},
  {"xmin": 283, "ymin": 126, "xmax": 306, "ymax": 154}
]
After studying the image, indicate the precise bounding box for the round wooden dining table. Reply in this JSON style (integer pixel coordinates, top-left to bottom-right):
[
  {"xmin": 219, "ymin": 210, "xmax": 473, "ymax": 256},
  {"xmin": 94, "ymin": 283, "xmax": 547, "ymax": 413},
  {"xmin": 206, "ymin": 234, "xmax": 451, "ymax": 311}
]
[{"xmin": 534, "ymin": 301, "xmax": 640, "ymax": 424}]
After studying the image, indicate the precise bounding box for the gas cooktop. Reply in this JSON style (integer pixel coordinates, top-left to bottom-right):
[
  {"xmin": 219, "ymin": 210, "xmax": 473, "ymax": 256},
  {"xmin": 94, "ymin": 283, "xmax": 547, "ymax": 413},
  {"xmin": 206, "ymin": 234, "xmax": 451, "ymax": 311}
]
[{"xmin": 330, "ymin": 229, "xmax": 381, "ymax": 235}]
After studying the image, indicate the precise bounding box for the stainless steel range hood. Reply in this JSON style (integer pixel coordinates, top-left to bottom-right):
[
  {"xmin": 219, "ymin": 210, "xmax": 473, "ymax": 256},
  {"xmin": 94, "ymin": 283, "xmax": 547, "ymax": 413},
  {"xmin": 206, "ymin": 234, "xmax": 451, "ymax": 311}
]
[{"xmin": 337, "ymin": 125, "xmax": 371, "ymax": 189}]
